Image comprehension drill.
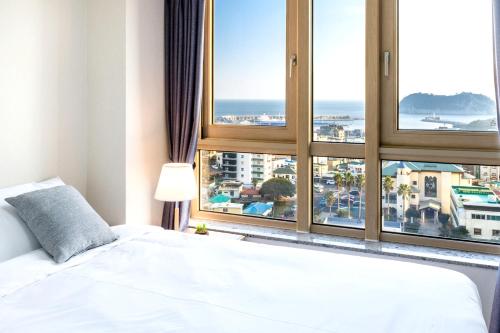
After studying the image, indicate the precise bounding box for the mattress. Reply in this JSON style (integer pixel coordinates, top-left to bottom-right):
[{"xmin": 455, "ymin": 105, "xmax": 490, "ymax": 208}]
[{"xmin": 0, "ymin": 225, "xmax": 487, "ymax": 333}]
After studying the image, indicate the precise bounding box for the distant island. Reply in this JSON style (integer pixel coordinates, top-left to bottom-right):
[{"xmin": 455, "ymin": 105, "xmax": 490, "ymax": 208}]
[{"xmin": 400, "ymin": 92, "xmax": 496, "ymax": 115}]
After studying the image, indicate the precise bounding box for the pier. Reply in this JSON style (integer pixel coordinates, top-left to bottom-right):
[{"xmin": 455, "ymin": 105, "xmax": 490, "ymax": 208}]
[
  {"xmin": 421, "ymin": 118, "xmax": 466, "ymax": 128},
  {"xmin": 215, "ymin": 114, "xmax": 363, "ymax": 125}
]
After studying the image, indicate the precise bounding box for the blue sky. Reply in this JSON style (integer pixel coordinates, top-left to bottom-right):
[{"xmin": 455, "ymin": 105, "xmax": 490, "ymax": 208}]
[
  {"xmin": 214, "ymin": 0, "xmax": 286, "ymax": 101},
  {"xmin": 214, "ymin": 0, "xmax": 494, "ymax": 102}
]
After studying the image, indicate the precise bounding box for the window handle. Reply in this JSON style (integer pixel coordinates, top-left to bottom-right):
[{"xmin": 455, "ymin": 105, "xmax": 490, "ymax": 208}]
[
  {"xmin": 384, "ymin": 51, "xmax": 390, "ymax": 77},
  {"xmin": 289, "ymin": 54, "xmax": 297, "ymax": 78}
]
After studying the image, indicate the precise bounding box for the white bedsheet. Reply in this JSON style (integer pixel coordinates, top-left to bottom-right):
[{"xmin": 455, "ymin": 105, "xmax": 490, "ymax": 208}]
[{"xmin": 0, "ymin": 226, "xmax": 487, "ymax": 333}]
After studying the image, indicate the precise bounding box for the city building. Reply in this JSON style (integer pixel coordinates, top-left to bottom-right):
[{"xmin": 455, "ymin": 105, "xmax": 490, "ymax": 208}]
[
  {"xmin": 273, "ymin": 166, "xmax": 297, "ymax": 183},
  {"xmin": 480, "ymin": 165, "xmax": 500, "ymax": 182},
  {"xmin": 450, "ymin": 186, "xmax": 500, "ymax": 240},
  {"xmin": 209, "ymin": 202, "xmax": 244, "ymax": 215},
  {"xmin": 217, "ymin": 181, "xmax": 243, "ymax": 199},
  {"xmin": 217, "ymin": 152, "xmax": 275, "ymax": 186},
  {"xmin": 382, "ymin": 161, "xmax": 473, "ymax": 222},
  {"xmin": 243, "ymin": 202, "xmax": 274, "ymax": 217},
  {"xmin": 251, "ymin": 154, "xmax": 274, "ymax": 185},
  {"xmin": 317, "ymin": 124, "xmax": 345, "ymax": 142},
  {"xmin": 240, "ymin": 188, "xmax": 262, "ymax": 202}
]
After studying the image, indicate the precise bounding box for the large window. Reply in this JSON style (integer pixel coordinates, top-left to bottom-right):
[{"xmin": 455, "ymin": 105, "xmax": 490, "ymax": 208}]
[
  {"xmin": 200, "ymin": 151, "xmax": 297, "ymax": 222},
  {"xmin": 382, "ymin": 161, "xmax": 500, "ymax": 244},
  {"xmin": 196, "ymin": 0, "xmax": 500, "ymax": 254},
  {"xmin": 313, "ymin": 157, "xmax": 366, "ymax": 228},
  {"xmin": 313, "ymin": 0, "xmax": 365, "ymax": 143},
  {"xmin": 213, "ymin": 0, "xmax": 286, "ymax": 126},
  {"xmin": 398, "ymin": 0, "xmax": 496, "ymax": 132}
]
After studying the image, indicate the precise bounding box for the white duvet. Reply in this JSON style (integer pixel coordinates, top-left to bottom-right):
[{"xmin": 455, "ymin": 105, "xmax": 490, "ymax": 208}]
[{"xmin": 0, "ymin": 225, "xmax": 487, "ymax": 333}]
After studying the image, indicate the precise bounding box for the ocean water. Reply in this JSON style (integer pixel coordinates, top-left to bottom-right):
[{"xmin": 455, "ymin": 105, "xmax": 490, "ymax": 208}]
[
  {"xmin": 214, "ymin": 99, "xmax": 497, "ymax": 131},
  {"xmin": 214, "ymin": 100, "xmax": 364, "ymax": 118}
]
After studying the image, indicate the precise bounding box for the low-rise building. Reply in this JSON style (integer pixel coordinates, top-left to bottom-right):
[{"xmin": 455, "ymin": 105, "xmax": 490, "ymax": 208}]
[
  {"xmin": 450, "ymin": 186, "xmax": 500, "ymax": 240},
  {"xmin": 210, "ymin": 202, "xmax": 244, "ymax": 214},
  {"xmin": 240, "ymin": 188, "xmax": 262, "ymax": 202},
  {"xmin": 273, "ymin": 166, "xmax": 296, "ymax": 183},
  {"xmin": 243, "ymin": 202, "xmax": 274, "ymax": 217},
  {"xmin": 382, "ymin": 161, "xmax": 473, "ymax": 222},
  {"xmin": 217, "ymin": 181, "xmax": 243, "ymax": 199}
]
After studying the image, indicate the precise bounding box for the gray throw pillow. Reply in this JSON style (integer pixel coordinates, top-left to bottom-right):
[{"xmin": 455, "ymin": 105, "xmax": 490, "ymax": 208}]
[{"xmin": 5, "ymin": 185, "xmax": 117, "ymax": 263}]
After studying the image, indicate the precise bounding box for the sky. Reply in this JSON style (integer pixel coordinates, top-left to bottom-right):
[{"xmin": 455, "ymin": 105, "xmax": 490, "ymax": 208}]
[{"xmin": 214, "ymin": 0, "xmax": 495, "ymax": 102}]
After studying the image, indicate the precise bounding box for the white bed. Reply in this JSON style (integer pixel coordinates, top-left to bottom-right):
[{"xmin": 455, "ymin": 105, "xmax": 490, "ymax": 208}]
[{"xmin": 0, "ymin": 225, "xmax": 487, "ymax": 333}]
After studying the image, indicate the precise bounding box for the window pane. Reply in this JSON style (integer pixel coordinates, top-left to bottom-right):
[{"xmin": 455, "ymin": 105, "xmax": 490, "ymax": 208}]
[
  {"xmin": 200, "ymin": 150, "xmax": 296, "ymax": 222},
  {"xmin": 382, "ymin": 160, "xmax": 500, "ymax": 244},
  {"xmin": 213, "ymin": 0, "xmax": 286, "ymax": 126},
  {"xmin": 313, "ymin": 0, "xmax": 365, "ymax": 143},
  {"xmin": 313, "ymin": 157, "xmax": 366, "ymax": 228},
  {"xmin": 399, "ymin": 0, "xmax": 497, "ymax": 132}
]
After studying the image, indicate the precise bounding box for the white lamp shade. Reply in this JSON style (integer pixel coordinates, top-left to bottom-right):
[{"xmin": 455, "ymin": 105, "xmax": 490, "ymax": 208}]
[{"xmin": 154, "ymin": 163, "xmax": 197, "ymax": 202}]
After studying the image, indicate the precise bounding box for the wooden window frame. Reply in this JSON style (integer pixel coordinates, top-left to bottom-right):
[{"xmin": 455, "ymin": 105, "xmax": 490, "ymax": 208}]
[
  {"xmin": 200, "ymin": 0, "xmax": 298, "ymax": 143},
  {"xmin": 380, "ymin": 0, "xmax": 500, "ymax": 150},
  {"xmin": 192, "ymin": 0, "xmax": 500, "ymax": 255}
]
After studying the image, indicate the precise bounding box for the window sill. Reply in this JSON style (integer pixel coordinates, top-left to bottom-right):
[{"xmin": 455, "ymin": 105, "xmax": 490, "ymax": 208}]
[{"xmin": 189, "ymin": 218, "xmax": 500, "ymax": 270}]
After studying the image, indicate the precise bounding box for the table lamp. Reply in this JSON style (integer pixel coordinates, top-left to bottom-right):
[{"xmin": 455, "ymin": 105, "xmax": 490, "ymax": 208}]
[{"xmin": 155, "ymin": 163, "xmax": 196, "ymax": 230}]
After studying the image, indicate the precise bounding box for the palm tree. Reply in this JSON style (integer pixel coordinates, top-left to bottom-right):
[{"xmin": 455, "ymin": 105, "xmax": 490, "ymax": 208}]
[
  {"xmin": 344, "ymin": 172, "xmax": 355, "ymax": 219},
  {"xmin": 324, "ymin": 191, "xmax": 336, "ymax": 217},
  {"xmin": 397, "ymin": 184, "xmax": 412, "ymax": 232},
  {"xmin": 251, "ymin": 178, "xmax": 258, "ymax": 189},
  {"xmin": 355, "ymin": 174, "xmax": 366, "ymax": 222},
  {"xmin": 383, "ymin": 176, "xmax": 395, "ymax": 220},
  {"xmin": 333, "ymin": 172, "xmax": 344, "ymax": 211}
]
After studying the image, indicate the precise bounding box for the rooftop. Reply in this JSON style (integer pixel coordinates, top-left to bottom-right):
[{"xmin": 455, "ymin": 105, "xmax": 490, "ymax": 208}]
[
  {"xmin": 241, "ymin": 188, "xmax": 260, "ymax": 196},
  {"xmin": 210, "ymin": 202, "xmax": 244, "ymax": 209},
  {"xmin": 243, "ymin": 202, "xmax": 273, "ymax": 216},
  {"xmin": 209, "ymin": 194, "xmax": 231, "ymax": 204},
  {"xmin": 273, "ymin": 166, "xmax": 296, "ymax": 175},
  {"xmin": 382, "ymin": 161, "xmax": 464, "ymax": 177},
  {"xmin": 451, "ymin": 186, "xmax": 500, "ymax": 207}
]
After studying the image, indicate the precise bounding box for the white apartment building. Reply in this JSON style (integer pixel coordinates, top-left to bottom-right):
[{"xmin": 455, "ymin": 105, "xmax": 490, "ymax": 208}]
[
  {"xmin": 450, "ymin": 186, "xmax": 500, "ymax": 240},
  {"xmin": 217, "ymin": 152, "xmax": 274, "ymax": 185},
  {"xmin": 480, "ymin": 165, "xmax": 500, "ymax": 182}
]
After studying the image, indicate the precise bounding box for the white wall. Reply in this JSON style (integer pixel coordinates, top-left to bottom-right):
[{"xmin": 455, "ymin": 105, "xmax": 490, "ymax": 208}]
[
  {"xmin": 86, "ymin": 0, "xmax": 166, "ymax": 226},
  {"xmin": 125, "ymin": 0, "xmax": 167, "ymax": 226},
  {"xmin": 248, "ymin": 237, "xmax": 497, "ymax": 326},
  {"xmin": 86, "ymin": 0, "xmax": 126, "ymax": 226},
  {"xmin": 0, "ymin": 0, "xmax": 166, "ymax": 226},
  {"xmin": 0, "ymin": 0, "xmax": 87, "ymax": 193}
]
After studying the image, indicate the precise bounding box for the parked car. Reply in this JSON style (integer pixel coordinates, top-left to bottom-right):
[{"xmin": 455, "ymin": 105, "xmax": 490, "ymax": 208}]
[
  {"xmin": 313, "ymin": 184, "xmax": 324, "ymax": 193},
  {"xmin": 325, "ymin": 179, "xmax": 335, "ymax": 185}
]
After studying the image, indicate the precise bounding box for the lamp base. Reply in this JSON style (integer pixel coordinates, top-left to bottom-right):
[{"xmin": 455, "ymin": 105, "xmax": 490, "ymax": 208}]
[{"xmin": 174, "ymin": 206, "xmax": 180, "ymax": 231}]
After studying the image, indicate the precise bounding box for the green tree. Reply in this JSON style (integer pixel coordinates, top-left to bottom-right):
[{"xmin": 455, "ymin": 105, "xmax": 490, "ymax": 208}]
[
  {"xmin": 405, "ymin": 221, "xmax": 421, "ymax": 234},
  {"xmin": 251, "ymin": 178, "xmax": 259, "ymax": 189},
  {"xmin": 337, "ymin": 208, "xmax": 349, "ymax": 218},
  {"xmin": 405, "ymin": 207, "xmax": 420, "ymax": 222},
  {"xmin": 439, "ymin": 217, "xmax": 470, "ymax": 239},
  {"xmin": 451, "ymin": 226, "xmax": 470, "ymax": 239},
  {"xmin": 260, "ymin": 178, "xmax": 295, "ymax": 201},
  {"xmin": 438, "ymin": 213, "xmax": 450, "ymax": 225},
  {"xmin": 324, "ymin": 191, "xmax": 336, "ymax": 217},
  {"xmin": 355, "ymin": 174, "xmax": 366, "ymax": 222},
  {"xmin": 383, "ymin": 176, "xmax": 395, "ymax": 220},
  {"xmin": 334, "ymin": 172, "xmax": 344, "ymax": 211},
  {"xmin": 344, "ymin": 172, "xmax": 355, "ymax": 219},
  {"xmin": 397, "ymin": 184, "xmax": 412, "ymax": 230}
]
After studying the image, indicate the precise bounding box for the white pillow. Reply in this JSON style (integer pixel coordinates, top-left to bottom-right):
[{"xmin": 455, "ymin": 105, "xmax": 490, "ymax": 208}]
[{"xmin": 0, "ymin": 177, "xmax": 66, "ymax": 262}]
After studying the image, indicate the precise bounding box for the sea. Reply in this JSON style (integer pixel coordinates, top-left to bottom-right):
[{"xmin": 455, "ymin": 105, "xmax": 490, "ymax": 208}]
[{"xmin": 214, "ymin": 100, "xmax": 496, "ymax": 131}]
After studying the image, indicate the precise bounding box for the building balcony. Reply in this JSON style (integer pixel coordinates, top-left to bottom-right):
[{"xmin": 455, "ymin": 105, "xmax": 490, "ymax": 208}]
[{"xmin": 223, "ymin": 153, "xmax": 238, "ymax": 160}]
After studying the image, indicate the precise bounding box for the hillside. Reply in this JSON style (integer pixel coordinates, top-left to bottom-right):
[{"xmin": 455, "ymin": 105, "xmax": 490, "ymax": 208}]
[{"xmin": 399, "ymin": 92, "xmax": 495, "ymax": 115}]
